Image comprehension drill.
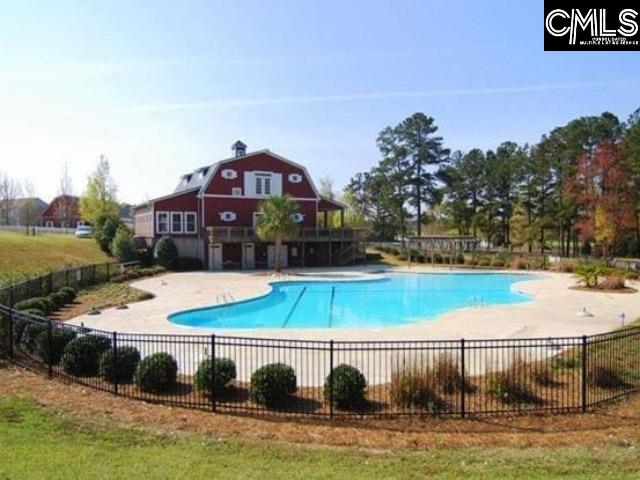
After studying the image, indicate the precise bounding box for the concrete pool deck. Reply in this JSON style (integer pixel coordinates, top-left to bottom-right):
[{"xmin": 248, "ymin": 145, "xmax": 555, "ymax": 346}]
[{"xmin": 66, "ymin": 267, "xmax": 640, "ymax": 341}]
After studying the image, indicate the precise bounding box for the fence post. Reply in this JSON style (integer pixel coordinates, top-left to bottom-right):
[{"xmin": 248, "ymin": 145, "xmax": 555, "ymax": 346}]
[
  {"xmin": 329, "ymin": 340, "xmax": 334, "ymax": 419},
  {"xmin": 460, "ymin": 338, "xmax": 466, "ymax": 418},
  {"xmin": 112, "ymin": 331, "xmax": 119, "ymax": 395},
  {"xmin": 47, "ymin": 319, "xmax": 53, "ymax": 378},
  {"xmin": 211, "ymin": 334, "xmax": 217, "ymax": 412},
  {"xmin": 581, "ymin": 335, "xmax": 588, "ymax": 412}
]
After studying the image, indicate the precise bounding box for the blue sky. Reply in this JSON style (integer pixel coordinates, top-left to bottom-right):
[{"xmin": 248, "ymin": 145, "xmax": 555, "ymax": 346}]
[{"xmin": 1, "ymin": 0, "xmax": 638, "ymax": 204}]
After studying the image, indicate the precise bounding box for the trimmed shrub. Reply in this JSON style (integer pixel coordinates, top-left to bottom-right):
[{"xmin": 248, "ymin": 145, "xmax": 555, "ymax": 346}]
[
  {"xmin": 174, "ymin": 257, "xmax": 204, "ymax": 271},
  {"xmin": 110, "ymin": 274, "xmax": 127, "ymax": 283},
  {"xmin": 397, "ymin": 254, "xmax": 407, "ymax": 261},
  {"xmin": 324, "ymin": 364, "xmax": 367, "ymax": 410},
  {"xmin": 433, "ymin": 253, "xmax": 443, "ymax": 264},
  {"xmin": 61, "ymin": 335, "xmax": 112, "ymax": 377},
  {"xmin": 390, "ymin": 248, "xmax": 400, "ymax": 256},
  {"xmin": 250, "ymin": 363, "xmax": 297, "ymax": 408},
  {"xmin": 19, "ymin": 322, "xmax": 47, "ymax": 353},
  {"xmin": 35, "ymin": 327, "xmax": 76, "ymax": 365},
  {"xmin": 125, "ymin": 270, "xmax": 141, "ymax": 280},
  {"xmin": 415, "ymin": 254, "xmax": 425, "ymax": 263},
  {"xmin": 151, "ymin": 266, "xmax": 167, "ymax": 275},
  {"xmin": 588, "ymin": 364, "xmax": 627, "ymax": 389},
  {"xmin": 58, "ymin": 287, "xmax": 77, "ymax": 303},
  {"xmin": 194, "ymin": 357, "xmax": 237, "ymax": 396},
  {"xmin": 47, "ymin": 291, "xmax": 67, "ymax": 310},
  {"xmin": 134, "ymin": 352, "xmax": 178, "ymax": 393},
  {"xmin": 110, "ymin": 227, "xmax": 138, "ymax": 262},
  {"xmin": 456, "ymin": 254, "xmax": 465, "ymax": 265},
  {"xmin": 491, "ymin": 259, "xmax": 505, "ymax": 268},
  {"xmin": 511, "ymin": 257, "xmax": 528, "ymax": 270},
  {"xmin": 552, "ymin": 353, "xmax": 581, "ymax": 369},
  {"xmin": 154, "ymin": 237, "xmax": 178, "ymax": 269},
  {"xmin": 99, "ymin": 346, "xmax": 141, "ymax": 383},
  {"xmin": 390, "ymin": 366, "xmax": 447, "ymax": 412},
  {"xmin": 478, "ymin": 258, "xmax": 491, "ymax": 267},
  {"xmin": 138, "ymin": 268, "xmax": 154, "ymax": 277},
  {"xmin": 19, "ymin": 308, "xmax": 46, "ymax": 318},
  {"xmin": 15, "ymin": 297, "xmax": 51, "ymax": 314},
  {"xmin": 489, "ymin": 361, "xmax": 542, "ymax": 405}
]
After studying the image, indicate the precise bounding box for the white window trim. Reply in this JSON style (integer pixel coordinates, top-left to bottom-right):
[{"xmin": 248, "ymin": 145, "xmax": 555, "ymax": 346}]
[
  {"xmin": 231, "ymin": 187, "xmax": 242, "ymax": 196},
  {"xmin": 156, "ymin": 212, "xmax": 169, "ymax": 234},
  {"xmin": 221, "ymin": 168, "xmax": 238, "ymax": 179},
  {"xmin": 252, "ymin": 211, "xmax": 263, "ymax": 227},
  {"xmin": 292, "ymin": 213, "xmax": 305, "ymax": 223},
  {"xmin": 184, "ymin": 212, "xmax": 197, "ymax": 233},
  {"xmin": 288, "ymin": 173, "xmax": 302, "ymax": 183},
  {"xmin": 170, "ymin": 211, "xmax": 184, "ymax": 234}
]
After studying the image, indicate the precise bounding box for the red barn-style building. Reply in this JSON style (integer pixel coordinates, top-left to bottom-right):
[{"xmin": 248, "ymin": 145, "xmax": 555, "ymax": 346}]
[
  {"xmin": 134, "ymin": 142, "xmax": 365, "ymax": 270},
  {"xmin": 41, "ymin": 195, "xmax": 82, "ymax": 228}
]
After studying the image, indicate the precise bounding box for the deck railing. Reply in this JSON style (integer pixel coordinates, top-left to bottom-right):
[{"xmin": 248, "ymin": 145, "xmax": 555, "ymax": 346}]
[{"xmin": 206, "ymin": 227, "xmax": 367, "ymax": 243}]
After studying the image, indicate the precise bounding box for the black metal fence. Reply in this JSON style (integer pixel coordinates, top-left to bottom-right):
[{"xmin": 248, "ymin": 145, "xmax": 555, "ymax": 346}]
[{"xmin": 1, "ymin": 265, "xmax": 639, "ymax": 419}]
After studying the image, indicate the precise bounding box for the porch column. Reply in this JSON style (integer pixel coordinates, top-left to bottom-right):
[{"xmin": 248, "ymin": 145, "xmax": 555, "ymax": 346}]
[
  {"xmin": 324, "ymin": 211, "xmax": 328, "ymax": 228},
  {"xmin": 340, "ymin": 209, "xmax": 344, "ymax": 228}
]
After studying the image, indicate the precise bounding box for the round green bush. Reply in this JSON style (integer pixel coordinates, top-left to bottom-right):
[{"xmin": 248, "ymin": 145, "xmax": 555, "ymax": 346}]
[
  {"xmin": 58, "ymin": 287, "xmax": 77, "ymax": 303},
  {"xmin": 125, "ymin": 270, "xmax": 141, "ymax": 279},
  {"xmin": 154, "ymin": 237, "xmax": 178, "ymax": 269},
  {"xmin": 99, "ymin": 346, "xmax": 141, "ymax": 383},
  {"xmin": 15, "ymin": 297, "xmax": 51, "ymax": 314},
  {"xmin": 35, "ymin": 327, "xmax": 77, "ymax": 364},
  {"xmin": 110, "ymin": 274, "xmax": 127, "ymax": 283},
  {"xmin": 20, "ymin": 322, "xmax": 48, "ymax": 353},
  {"xmin": 134, "ymin": 352, "xmax": 178, "ymax": 393},
  {"xmin": 250, "ymin": 363, "xmax": 297, "ymax": 408},
  {"xmin": 19, "ymin": 308, "xmax": 46, "ymax": 318},
  {"xmin": 47, "ymin": 291, "xmax": 67, "ymax": 310},
  {"xmin": 61, "ymin": 335, "xmax": 112, "ymax": 377},
  {"xmin": 324, "ymin": 364, "xmax": 367, "ymax": 410},
  {"xmin": 194, "ymin": 357, "xmax": 237, "ymax": 396}
]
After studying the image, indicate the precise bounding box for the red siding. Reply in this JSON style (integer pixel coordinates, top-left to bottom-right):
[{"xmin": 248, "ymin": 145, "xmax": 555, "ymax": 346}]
[
  {"xmin": 154, "ymin": 190, "xmax": 198, "ymax": 211},
  {"xmin": 205, "ymin": 152, "xmax": 317, "ymax": 198},
  {"xmin": 203, "ymin": 197, "xmax": 317, "ymax": 228},
  {"xmin": 41, "ymin": 195, "xmax": 80, "ymax": 228}
]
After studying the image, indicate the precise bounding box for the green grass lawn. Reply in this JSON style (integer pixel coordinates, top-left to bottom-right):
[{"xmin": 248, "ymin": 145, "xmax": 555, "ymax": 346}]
[
  {"xmin": 0, "ymin": 231, "xmax": 111, "ymax": 287},
  {"xmin": 0, "ymin": 396, "xmax": 638, "ymax": 479}
]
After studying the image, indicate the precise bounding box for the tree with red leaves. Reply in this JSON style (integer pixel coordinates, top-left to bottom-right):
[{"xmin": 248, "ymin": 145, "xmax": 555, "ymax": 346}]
[{"xmin": 566, "ymin": 141, "xmax": 637, "ymax": 257}]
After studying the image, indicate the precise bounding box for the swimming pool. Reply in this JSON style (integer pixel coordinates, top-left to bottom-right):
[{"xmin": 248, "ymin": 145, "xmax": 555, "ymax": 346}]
[{"xmin": 168, "ymin": 272, "xmax": 537, "ymax": 330}]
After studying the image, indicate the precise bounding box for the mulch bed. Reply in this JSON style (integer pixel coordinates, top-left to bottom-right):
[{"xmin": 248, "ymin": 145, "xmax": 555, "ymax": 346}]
[
  {"xmin": 569, "ymin": 286, "xmax": 638, "ymax": 294},
  {"xmin": 2, "ymin": 361, "xmax": 640, "ymax": 450}
]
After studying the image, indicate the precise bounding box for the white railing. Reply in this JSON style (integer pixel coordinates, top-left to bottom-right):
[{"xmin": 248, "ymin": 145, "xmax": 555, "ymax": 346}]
[{"xmin": 0, "ymin": 225, "xmax": 75, "ymax": 235}]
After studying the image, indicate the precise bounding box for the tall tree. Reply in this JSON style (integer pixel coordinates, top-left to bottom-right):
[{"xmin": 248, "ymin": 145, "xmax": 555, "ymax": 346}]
[
  {"xmin": 80, "ymin": 155, "xmax": 119, "ymax": 225},
  {"xmin": 58, "ymin": 161, "xmax": 75, "ymax": 227},
  {"xmin": 393, "ymin": 113, "xmax": 449, "ymax": 236},
  {"xmin": 566, "ymin": 141, "xmax": 636, "ymax": 257},
  {"xmin": 0, "ymin": 172, "xmax": 21, "ymax": 225},
  {"xmin": 19, "ymin": 179, "xmax": 40, "ymax": 233},
  {"xmin": 624, "ymin": 107, "xmax": 640, "ymax": 255}
]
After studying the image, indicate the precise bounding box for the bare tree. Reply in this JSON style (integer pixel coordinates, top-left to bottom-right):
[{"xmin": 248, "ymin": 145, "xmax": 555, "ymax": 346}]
[
  {"xmin": 0, "ymin": 171, "xmax": 21, "ymax": 225},
  {"xmin": 20, "ymin": 179, "xmax": 41, "ymax": 234},
  {"xmin": 58, "ymin": 161, "xmax": 75, "ymax": 227}
]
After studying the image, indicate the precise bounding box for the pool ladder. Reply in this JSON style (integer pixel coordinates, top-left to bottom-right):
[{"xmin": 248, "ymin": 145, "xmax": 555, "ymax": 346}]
[
  {"xmin": 216, "ymin": 292, "xmax": 236, "ymax": 304},
  {"xmin": 471, "ymin": 295, "xmax": 485, "ymax": 308}
]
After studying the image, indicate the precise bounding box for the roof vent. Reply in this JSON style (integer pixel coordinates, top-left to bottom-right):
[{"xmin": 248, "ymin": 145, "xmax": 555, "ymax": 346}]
[{"xmin": 232, "ymin": 140, "xmax": 247, "ymax": 158}]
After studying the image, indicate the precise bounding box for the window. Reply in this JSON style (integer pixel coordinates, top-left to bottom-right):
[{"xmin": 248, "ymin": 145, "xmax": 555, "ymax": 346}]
[
  {"xmin": 185, "ymin": 212, "xmax": 197, "ymax": 233},
  {"xmin": 156, "ymin": 212, "xmax": 169, "ymax": 234},
  {"xmin": 244, "ymin": 171, "xmax": 282, "ymax": 197},
  {"xmin": 288, "ymin": 173, "xmax": 302, "ymax": 183},
  {"xmin": 292, "ymin": 213, "xmax": 305, "ymax": 223},
  {"xmin": 219, "ymin": 211, "xmax": 236, "ymax": 222},
  {"xmin": 221, "ymin": 169, "xmax": 237, "ymax": 179},
  {"xmin": 45, "ymin": 221, "xmax": 54, "ymax": 228},
  {"xmin": 256, "ymin": 173, "xmax": 271, "ymax": 196},
  {"xmin": 171, "ymin": 212, "xmax": 183, "ymax": 233},
  {"xmin": 253, "ymin": 212, "xmax": 263, "ymax": 227},
  {"xmin": 232, "ymin": 187, "xmax": 242, "ymax": 196}
]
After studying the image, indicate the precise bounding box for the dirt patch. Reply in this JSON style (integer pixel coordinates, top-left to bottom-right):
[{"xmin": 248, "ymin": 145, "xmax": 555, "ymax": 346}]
[
  {"xmin": 569, "ymin": 286, "xmax": 638, "ymax": 294},
  {"xmin": 2, "ymin": 363, "xmax": 640, "ymax": 450}
]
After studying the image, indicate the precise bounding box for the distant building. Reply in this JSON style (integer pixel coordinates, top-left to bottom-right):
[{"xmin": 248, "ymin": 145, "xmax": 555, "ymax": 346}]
[{"xmin": 41, "ymin": 195, "xmax": 82, "ymax": 228}]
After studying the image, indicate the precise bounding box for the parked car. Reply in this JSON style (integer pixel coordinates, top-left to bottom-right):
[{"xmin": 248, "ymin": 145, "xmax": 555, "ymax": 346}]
[{"xmin": 74, "ymin": 225, "xmax": 93, "ymax": 238}]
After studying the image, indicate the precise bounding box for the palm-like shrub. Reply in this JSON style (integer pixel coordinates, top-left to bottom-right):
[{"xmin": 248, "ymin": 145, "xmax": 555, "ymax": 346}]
[
  {"xmin": 134, "ymin": 353, "xmax": 178, "ymax": 393},
  {"xmin": 99, "ymin": 346, "xmax": 141, "ymax": 383},
  {"xmin": 389, "ymin": 366, "xmax": 447, "ymax": 412},
  {"xmin": 250, "ymin": 363, "xmax": 297, "ymax": 408},
  {"xmin": 574, "ymin": 262, "xmax": 607, "ymax": 288},
  {"xmin": 324, "ymin": 364, "xmax": 367, "ymax": 410},
  {"xmin": 194, "ymin": 357, "xmax": 237, "ymax": 396},
  {"xmin": 255, "ymin": 196, "xmax": 300, "ymax": 272}
]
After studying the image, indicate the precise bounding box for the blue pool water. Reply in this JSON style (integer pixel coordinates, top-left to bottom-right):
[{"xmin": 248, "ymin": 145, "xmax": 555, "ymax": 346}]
[{"xmin": 168, "ymin": 272, "xmax": 536, "ymax": 330}]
